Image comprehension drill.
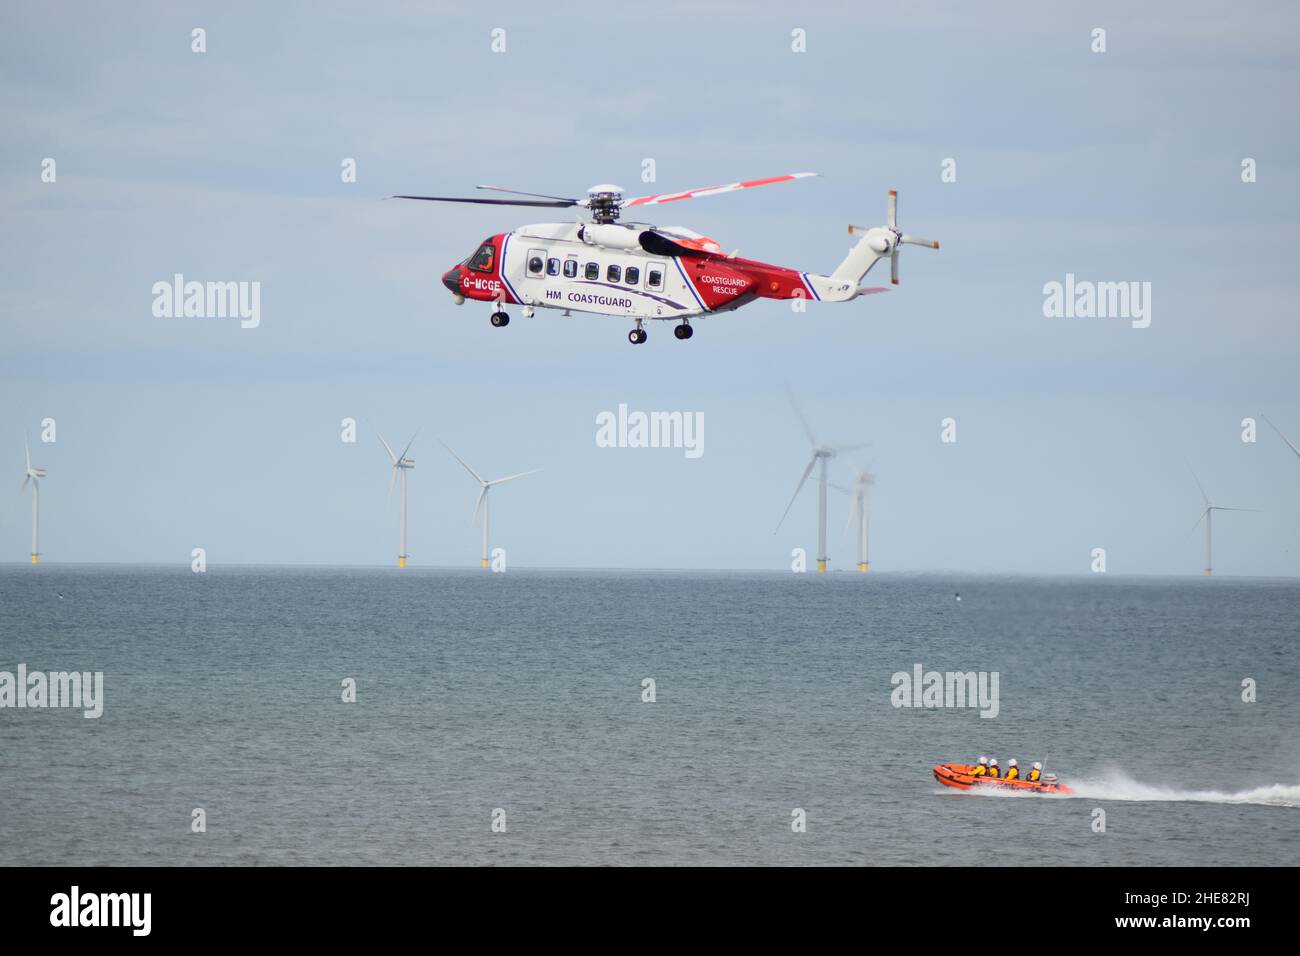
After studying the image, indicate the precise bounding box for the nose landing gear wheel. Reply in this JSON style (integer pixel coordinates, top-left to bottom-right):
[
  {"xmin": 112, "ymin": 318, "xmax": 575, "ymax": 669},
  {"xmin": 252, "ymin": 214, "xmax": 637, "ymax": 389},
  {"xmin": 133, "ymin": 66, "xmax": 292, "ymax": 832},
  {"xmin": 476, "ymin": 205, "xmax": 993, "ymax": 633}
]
[
  {"xmin": 490, "ymin": 311, "xmax": 509, "ymax": 327},
  {"xmin": 674, "ymin": 323, "xmax": 693, "ymax": 340},
  {"xmin": 628, "ymin": 328, "xmax": 647, "ymax": 345}
]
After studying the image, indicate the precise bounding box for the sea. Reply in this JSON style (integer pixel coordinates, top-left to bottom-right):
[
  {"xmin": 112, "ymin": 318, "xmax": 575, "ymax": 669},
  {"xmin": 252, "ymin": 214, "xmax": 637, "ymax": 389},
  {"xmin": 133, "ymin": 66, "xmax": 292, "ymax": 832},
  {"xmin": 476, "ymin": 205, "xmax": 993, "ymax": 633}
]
[{"xmin": 1, "ymin": 566, "xmax": 1296, "ymax": 866}]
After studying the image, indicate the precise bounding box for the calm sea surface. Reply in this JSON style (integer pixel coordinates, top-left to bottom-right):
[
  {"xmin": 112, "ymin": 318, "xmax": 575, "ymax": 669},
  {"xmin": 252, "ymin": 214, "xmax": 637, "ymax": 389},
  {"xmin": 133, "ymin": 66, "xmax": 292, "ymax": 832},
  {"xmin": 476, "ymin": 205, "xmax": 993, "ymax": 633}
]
[{"xmin": 1, "ymin": 566, "xmax": 1296, "ymax": 866}]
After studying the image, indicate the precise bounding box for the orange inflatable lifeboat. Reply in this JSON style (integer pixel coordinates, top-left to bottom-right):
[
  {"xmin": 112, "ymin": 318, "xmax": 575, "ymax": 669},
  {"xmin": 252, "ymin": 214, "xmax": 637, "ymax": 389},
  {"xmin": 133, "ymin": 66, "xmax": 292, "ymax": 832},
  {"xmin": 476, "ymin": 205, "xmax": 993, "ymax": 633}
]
[{"xmin": 933, "ymin": 763, "xmax": 1072, "ymax": 795}]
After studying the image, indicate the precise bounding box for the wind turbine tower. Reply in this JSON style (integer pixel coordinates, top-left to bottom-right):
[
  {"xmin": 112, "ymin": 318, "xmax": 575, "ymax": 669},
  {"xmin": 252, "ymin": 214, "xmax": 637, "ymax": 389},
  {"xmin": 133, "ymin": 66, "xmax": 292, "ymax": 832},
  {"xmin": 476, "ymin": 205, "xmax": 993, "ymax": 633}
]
[
  {"xmin": 440, "ymin": 441, "xmax": 541, "ymax": 569},
  {"xmin": 380, "ymin": 433, "xmax": 417, "ymax": 568},
  {"xmin": 775, "ymin": 396, "xmax": 863, "ymax": 574},
  {"xmin": 22, "ymin": 435, "xmax": 46, "ymax": 564}
]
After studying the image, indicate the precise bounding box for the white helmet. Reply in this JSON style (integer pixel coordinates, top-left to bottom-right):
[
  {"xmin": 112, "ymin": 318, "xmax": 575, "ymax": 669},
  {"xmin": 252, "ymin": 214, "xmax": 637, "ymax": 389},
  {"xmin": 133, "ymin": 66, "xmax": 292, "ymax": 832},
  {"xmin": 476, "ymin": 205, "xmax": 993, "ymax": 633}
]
[
  {"xmin": 1009, "ymin": 758, "xmax": 1018, "ymax": 767},
  {"xmin": 1033, "ymin": 762, "xmax": 1042, "ymax": 770},
  {"xmin": 977, "ymin": 756, "xmax": 988, "ymax": 765},
  {"xmin": 990, "ymin": 758, "xmax": 999, "ymax": 765}
]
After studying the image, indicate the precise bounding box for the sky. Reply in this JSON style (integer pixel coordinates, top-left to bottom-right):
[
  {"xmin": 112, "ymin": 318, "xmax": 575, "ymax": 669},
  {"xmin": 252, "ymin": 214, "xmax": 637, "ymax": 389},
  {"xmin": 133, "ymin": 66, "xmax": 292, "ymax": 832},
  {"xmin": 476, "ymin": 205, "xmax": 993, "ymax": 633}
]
[{"xmin": 2, "ymin": 0, "xmax": 1299, "ymax": 574}]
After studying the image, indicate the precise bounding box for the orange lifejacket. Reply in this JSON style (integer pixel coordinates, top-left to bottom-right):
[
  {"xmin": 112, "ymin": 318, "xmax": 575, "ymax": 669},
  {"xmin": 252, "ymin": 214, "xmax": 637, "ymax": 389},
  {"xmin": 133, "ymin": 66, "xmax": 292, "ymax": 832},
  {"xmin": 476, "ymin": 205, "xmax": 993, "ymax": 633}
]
[{"xmin": 1005, "ymin": 766, "xmax": 1020, "ymax": 780}]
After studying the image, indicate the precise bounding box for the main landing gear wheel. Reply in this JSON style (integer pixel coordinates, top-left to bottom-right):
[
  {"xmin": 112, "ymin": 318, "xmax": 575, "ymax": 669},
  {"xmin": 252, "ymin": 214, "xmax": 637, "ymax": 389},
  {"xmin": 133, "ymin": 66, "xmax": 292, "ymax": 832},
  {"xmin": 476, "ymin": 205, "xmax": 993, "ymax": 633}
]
[
  {"xmin": 674, "ymin": 323, "xmax": 694, "ymax": 340},
  {"xmin": 628, "ymin": 328, "xmax": 647, "ymax": 345},
  {"xmin": 490, "ymin": 311, "xmax": 509, "ymax": 327}
]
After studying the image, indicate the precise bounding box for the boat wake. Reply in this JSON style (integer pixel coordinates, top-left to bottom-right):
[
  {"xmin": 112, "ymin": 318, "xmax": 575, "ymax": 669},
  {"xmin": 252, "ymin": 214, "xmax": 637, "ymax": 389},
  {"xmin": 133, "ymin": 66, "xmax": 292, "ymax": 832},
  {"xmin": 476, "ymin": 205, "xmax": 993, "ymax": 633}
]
[{"xmin": 1061, "ymin": 768, "xmax": 1300, "ymax": 807}]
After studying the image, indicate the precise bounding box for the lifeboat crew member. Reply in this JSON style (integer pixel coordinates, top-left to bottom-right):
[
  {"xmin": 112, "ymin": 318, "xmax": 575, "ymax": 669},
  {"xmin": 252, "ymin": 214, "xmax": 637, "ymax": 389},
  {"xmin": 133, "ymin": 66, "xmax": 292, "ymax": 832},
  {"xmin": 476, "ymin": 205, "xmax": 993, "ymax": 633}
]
[
  {"xmin": 972, "ymin": 756, "xmax": 988, "ymax": 776},
  {"xmin": 1028, "ymin": 762, "xmax": 1042, "ymax": 782},
  {"xmin": 1005, "ymin": 758, "xmax": 1020, "ymax": 780},
  {"xmin": 987, "ymin": 758, "xmax": 1000, "ymax": 778}
]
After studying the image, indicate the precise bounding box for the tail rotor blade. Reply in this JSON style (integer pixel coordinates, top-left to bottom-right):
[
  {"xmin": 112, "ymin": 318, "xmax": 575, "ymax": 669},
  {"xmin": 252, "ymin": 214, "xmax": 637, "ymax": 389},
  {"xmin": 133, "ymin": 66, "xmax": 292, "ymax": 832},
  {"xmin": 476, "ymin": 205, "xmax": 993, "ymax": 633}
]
[
  {"xmin": 890, "ymin": 250, "xmax": 899, "ymax": 285},
  {"xmin": 887, "ymin": 190, "xmax": 897, "ymax": 230},
  {"xmin": 901, "ymin": 235, "xmax": 939, "ymax": 250}
]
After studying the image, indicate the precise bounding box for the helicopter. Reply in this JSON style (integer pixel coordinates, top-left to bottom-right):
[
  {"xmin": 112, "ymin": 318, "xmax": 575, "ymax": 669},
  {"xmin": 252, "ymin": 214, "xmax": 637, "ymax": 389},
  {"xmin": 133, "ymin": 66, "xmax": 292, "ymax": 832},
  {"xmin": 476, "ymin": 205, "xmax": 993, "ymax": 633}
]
[{"xmin": 393, "ymin": 174, "xmax": 938, "ymax": 345}]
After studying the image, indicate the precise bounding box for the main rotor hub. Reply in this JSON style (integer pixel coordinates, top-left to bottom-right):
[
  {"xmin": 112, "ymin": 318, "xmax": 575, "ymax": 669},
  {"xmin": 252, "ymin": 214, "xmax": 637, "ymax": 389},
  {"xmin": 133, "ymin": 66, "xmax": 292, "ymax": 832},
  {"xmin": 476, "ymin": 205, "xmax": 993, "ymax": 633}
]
[{"xmin": 586, "ymin": 184, "xmax": 625, "ymax": 223}]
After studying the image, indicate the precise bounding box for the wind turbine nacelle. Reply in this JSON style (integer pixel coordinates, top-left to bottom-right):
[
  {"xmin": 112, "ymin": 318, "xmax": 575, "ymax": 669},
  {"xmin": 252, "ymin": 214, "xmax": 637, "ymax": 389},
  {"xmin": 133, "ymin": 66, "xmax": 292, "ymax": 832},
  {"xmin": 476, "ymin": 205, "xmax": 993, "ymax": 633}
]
[{"xmin": 577, "ymin": 223, "xmax": 644, "ymax": 251}]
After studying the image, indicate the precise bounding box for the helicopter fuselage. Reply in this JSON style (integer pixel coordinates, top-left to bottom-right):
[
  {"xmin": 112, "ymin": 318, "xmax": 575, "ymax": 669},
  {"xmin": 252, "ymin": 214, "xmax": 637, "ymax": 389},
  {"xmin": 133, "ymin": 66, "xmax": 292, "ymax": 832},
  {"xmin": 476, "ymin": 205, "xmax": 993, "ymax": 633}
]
[{"xmin": 442, "ymin": 221, "xmax": 849, "ymax": 322}]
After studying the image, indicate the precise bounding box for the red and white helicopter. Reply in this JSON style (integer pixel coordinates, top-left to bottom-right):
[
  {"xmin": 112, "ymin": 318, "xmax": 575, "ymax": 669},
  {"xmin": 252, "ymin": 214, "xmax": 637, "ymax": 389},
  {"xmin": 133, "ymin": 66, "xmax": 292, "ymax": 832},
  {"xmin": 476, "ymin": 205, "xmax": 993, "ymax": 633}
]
[{"xmin": 394, "ymin": 174, "xmax": 938, "ymax": 345}]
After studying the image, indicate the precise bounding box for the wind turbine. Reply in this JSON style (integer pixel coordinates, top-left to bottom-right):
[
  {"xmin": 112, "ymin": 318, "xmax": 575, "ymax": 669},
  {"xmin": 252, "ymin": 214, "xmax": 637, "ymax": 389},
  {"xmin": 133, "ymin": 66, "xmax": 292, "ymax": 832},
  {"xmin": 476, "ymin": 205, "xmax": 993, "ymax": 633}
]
[
  {"xmin": 380, "ymin": 433, "xmax": 417, "ymax": 568},
  {"xmin": 1188, "ymin": 465, "xmax": 1257, "ymax": 577},
  {"xmin": 1262, "ymin": 414, "xmax": 1300, "ymax": 462},
  {"xmin": 440, "ymin": 441, "xmax": 541, "ymax": 569},
  {"xmin": 21, "ymin": 435, "xmax": 46, "ymax": 564},
  {"xmin": 775, "ymin": 395, "xmax": 864, "ymax": 574},
  {"xmin": 835, "ymin": 468, "xmax": 875, "ymax": 573}
]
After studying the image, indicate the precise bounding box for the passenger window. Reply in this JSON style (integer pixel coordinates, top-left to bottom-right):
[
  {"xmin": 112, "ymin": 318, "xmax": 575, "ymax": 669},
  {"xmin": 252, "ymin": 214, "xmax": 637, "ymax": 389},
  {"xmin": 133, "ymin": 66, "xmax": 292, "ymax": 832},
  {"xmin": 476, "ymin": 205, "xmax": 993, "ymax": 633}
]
[
  {"xmin": 646, "ymin": 266, "xmax": 664, "ymax": 290},
  {"xmin": 585, "ymin": 262, "xmax": 599, "ymax": 280},
  {"xmin": 607, "ymin": 264, "xmax": 621, "ymax": 282},
  {"xmin": 563, "ymin": 259, "xmax": 578, "ymax": 278},
  {"xmin": 547, "ymin": 258, "xmax": 560, "ymax": 276},
  {"xmin": 625, "ymin": 266, "xmax": 640, "ymax": 286},
  {"xmin": 527, "ymin": 250, "xmax": 545, "ymax": 276}
]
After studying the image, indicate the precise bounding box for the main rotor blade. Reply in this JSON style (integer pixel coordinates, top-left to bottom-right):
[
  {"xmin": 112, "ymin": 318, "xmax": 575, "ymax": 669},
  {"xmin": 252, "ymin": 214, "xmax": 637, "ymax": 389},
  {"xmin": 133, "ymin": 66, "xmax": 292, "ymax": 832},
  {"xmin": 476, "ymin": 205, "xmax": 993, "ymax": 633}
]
[
  {"xmin": 1262, "ymin": 414, "xmax": 1300, "ymax": 461},
  {"xmin": 775, "ymin": 456, "xmax": 818, "ymax": 532},
  {"xmin": 391, "ymin": 195, "xmax": 576, "ymax": 208},
  {"xmin": 476, "ymin": 185, "xmax": 580, "ymax": 203},
  {"xmin": 890, "ymin": 250, "xmax": 899, "ymax": 285},
  {"xmin": 378, "ymin": 433, "xmax": 398, "ymax": 465},
  {"xmin": 486, "ymin": 468, "xmax": 542, "ymax": 487},
  {"xmin": 439, "ymin": 440, "xmax": 485, "ymax": 485},
  {"xmin": 624, "ymin": 172, "xmax": 817, "ymax": 208},
  {"xmin": 888, "ymin": 190, "xmax": 897, "ymax": 229}
]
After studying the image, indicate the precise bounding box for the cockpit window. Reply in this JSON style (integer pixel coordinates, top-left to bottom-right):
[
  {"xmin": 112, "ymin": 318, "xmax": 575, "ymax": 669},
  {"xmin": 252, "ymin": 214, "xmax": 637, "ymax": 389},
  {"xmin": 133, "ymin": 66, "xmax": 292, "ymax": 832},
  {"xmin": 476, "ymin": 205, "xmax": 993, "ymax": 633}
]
[{"xmin": 468, "ymin": 242, "xmax": 495, "ymax": 273}]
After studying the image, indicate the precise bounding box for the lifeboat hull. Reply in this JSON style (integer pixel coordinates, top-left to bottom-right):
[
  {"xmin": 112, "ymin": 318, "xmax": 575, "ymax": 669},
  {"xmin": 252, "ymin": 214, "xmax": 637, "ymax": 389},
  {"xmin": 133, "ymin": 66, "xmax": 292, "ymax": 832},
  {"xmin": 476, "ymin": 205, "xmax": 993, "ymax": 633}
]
[{"xmin": 933, "ymin": 763, "xmax": 1072, "ymax": 795}]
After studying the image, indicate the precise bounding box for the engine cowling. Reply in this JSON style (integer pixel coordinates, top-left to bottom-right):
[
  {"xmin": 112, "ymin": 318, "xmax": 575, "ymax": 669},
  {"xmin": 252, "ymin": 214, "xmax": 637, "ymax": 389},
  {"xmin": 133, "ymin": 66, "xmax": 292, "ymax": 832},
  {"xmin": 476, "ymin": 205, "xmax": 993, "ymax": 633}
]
[{"xmin": 577, "ymin": 223, "xmax": 644, "ymax": 251}]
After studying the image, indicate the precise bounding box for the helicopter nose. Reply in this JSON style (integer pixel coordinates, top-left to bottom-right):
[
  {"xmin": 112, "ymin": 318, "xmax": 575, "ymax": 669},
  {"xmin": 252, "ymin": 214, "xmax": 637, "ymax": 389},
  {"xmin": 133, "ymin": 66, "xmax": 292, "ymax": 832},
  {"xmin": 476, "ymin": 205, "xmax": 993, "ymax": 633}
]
[{"xmin": 441, "ymin": 267, "xmax": 462, "ymax": 294}]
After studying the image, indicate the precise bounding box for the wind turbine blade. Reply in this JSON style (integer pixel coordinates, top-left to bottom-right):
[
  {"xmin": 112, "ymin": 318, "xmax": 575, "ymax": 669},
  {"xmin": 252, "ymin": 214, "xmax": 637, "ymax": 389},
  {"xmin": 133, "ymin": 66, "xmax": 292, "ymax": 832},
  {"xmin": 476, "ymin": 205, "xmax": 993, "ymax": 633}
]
[
  {"xmin": 1262, "ymin": 414, "xmax": 1300, "ymax": 461},
  {"xmin": 378, "ymin": 433, "xmax": 398, "ymax": 465},
  {"xmin": 774, "ymin": 456, "xmax": 817, "ymax": 532},
  {"xmin": 472, "ymin": 486, "xmax": 487, "ymax": 524},
  {"xmin": 388, "ymin": 466, "xmax": 397, "ymax": 498},
  {"xmin": 827, "ymin": 482, "xmax": 851, "ymax": 495},
  {"xmin": 785, "ymin": 388, "xmax": 817, "ymax": 446},
  {"xmin": 1188, "ymin": 509, "xmax": 1208, "ymax": 535},
  {"xmin": 830, "ymin": 442, "xmax": 869, "ymax": 455},
  {"xmin": 1211, "ymin": 506, "xmax": 1261, "ymax": 513},
  {"xmin": 1185, "ymin": 461, "xmax": 1210, "ymax": 507},
  {"xmin": 439, "ymin": 440, "xmax": 485, "ymax": 485},
  {"xmin": 24, "ymin": 433, "xmax": 31, "ymax": 472},
  {"xmin": 844, "ymin": 494, "xmax": 860, "ymax": 533},
  {"xmin": 397, "ymin": 432, "xmax": 418, "ymax": 463},
  {"xmin": 487, "ymin": 468, "xmax": 542, "ymax": 487}
]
